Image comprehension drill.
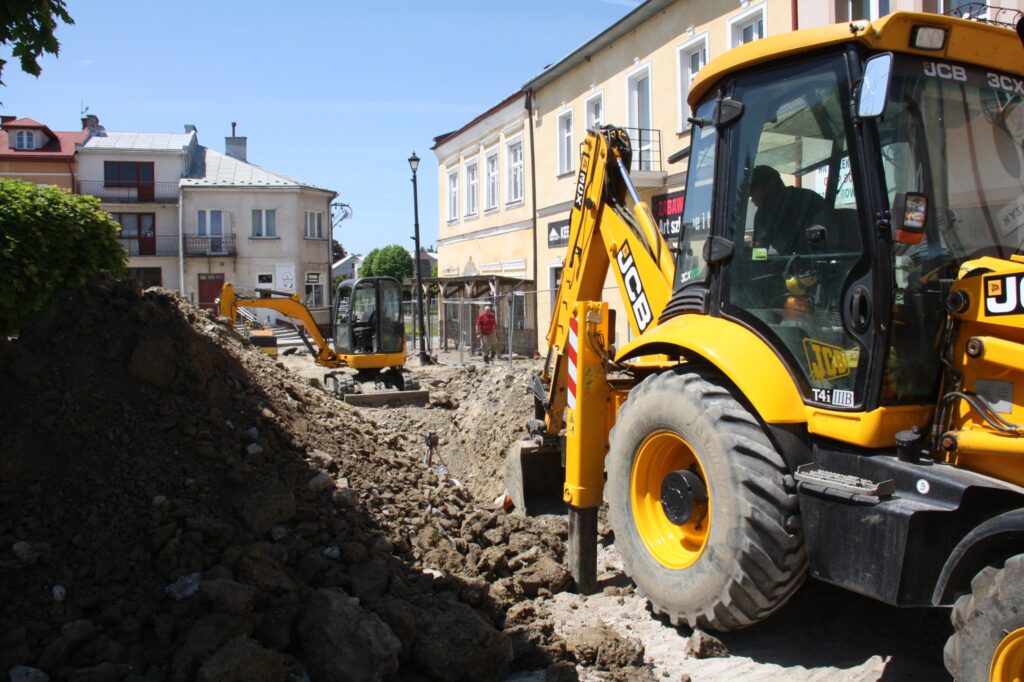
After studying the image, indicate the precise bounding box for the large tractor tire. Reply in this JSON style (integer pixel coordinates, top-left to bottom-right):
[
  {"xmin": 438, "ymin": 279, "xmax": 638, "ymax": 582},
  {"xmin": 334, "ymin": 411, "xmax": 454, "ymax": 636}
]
[
  {"xmin": 607, "ymin": 368, "xmax": 807, "ymax": 631},
  {"xmin": 945, "ymin": 554, "xmax": 1024, "ymax": 681}
]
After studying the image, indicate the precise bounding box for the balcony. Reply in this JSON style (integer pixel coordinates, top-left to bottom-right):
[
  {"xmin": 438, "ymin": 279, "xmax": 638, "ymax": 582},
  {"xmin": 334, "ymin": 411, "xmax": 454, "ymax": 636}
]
[
  {"xmin": 78, "ymin": 180, "xmax": 180, "ymax": 203},
  {"xmin": 118, "ymin": 235, "xmax": 179, "ymax": 257},
  {"xmin": 623, "ymin": 127, "xmax": 667, "ymax": 189},
  {"xmin": 184, "ymin": 233, "xmax": 236, "ymax": 256}
]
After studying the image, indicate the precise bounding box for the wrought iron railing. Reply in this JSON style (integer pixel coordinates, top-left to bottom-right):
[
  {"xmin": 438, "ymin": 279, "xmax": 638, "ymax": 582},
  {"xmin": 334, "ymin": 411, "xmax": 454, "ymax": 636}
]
[
  {"xmin": 946, "ymin": 3, "xmax": 1023, "ymax": 28},
  {"xmin": 117, "ymin": 235, "xmax": 180, "ymax": 257},
  {"xmin": 184, "ymin": 234, "xmax": 236, "ymax": 256},
  {"xmin": 622, "ymin": 127, "xmax": 663, "ymax": 173},
  {"xmin": 77, "ymin": 180, "xmax": 180, "ymax": 203}
]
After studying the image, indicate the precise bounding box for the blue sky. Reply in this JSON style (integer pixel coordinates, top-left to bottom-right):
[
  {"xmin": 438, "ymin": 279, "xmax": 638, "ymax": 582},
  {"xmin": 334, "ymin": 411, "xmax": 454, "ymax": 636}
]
[{"xmin": 0, "ymin": 1, "xmax": 639, "ymax": 256}]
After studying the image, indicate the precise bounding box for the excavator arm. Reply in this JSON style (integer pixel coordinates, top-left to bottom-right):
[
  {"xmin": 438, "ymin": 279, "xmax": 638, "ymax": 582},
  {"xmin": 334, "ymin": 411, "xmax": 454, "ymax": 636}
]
[
  {"xmin": 217, "ymin": 283, "xmax": 343, "ymax": 368},
  {"xmin": 540, "ymin": 127, "xmax": 676, "ymax": 434}
]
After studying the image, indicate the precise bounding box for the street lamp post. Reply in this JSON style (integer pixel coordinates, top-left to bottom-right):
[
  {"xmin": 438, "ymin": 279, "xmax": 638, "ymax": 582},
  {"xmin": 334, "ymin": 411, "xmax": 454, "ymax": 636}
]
[{"xmin": 408, "ymin": 152, "xmax": 429, "ymax": 364}]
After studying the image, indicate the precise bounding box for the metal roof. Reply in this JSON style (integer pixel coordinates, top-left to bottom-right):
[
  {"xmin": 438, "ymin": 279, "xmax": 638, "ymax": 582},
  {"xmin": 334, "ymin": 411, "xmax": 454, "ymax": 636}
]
[
  {"xmin": 181, "ymin": 148, "xmax": 331, "ymax": 192},
  {"xmin": 80, "ymin": 131, "xmax": 195, "ymax": 152}
]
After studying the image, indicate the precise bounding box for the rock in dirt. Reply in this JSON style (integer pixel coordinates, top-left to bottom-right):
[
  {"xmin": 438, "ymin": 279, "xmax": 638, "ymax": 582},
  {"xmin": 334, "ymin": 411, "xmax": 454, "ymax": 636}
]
[
  {"xmin": 686, "ymin": 628, "xmax": 729, "ymax": 659},
  {"xmin": 565, "ymin": 621, "xmax": 645, "ymax": 670},
  {"xmin": 297, "ymin": 588, "xmax": 401, "ymax": 682},
  {"xmin": 8, "ymin": 667, "xmax": 49, "ymax": 682},
  {"xmin": 195, "ymin": 635, "xmax": 288, "ymax": 682}
]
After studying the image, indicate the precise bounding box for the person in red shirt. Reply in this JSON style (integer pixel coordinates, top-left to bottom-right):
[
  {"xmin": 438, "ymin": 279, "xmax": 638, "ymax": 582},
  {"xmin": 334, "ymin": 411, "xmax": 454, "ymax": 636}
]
[{"xmin": 475, "ymin": 305, "xmax": 498, "ymax": 364}]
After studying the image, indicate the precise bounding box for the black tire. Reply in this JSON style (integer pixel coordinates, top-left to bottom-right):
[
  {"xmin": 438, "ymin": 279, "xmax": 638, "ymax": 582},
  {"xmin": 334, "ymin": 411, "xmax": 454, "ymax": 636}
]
[
  {"xmin": 945, "ymin": 554, "xmax": 1024, "ymax": 681},
  {"xmin": 607, "ymin": 368, "xmax": 806, "ymax": 631}
]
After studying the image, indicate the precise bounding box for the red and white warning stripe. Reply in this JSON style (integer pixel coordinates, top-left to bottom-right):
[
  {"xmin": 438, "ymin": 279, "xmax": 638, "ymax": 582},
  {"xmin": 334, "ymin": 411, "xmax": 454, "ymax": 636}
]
[{"xmin": 567, "ymin": 316, "xmax": 579, "ymax": 410}]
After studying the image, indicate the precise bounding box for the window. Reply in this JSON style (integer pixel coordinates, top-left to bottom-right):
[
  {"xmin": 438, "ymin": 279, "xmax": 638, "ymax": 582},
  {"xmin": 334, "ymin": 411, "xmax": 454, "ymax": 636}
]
[
  {"xmin": 112, "ymin": 213, "xmax": 157, "ymax": 256},
  {"xmin": 585, "ymin": 94, "xmax": 603, "ymax": 131},
  {"xmin": 485, "ymin": 151, "xmax": 499, "ymax": 211},
  {"xmin": 730, "ymin": 6, "xmax": 765, "ymax": 48},
  {"xmin": 557, "ymin": 110, "xmax": 574, "ymax": 175},
  {"xmin": 197, "ymin": 210, "xmax": 224, "ymax": 236},
  {"xmin": 447, "ymin": 169, "xmax": 459, "ymax": 221},
  {"xmin": 127, "ymin": 267, "xmax": 162, "ymax": 288},
  {"xmin": 678, "ymin": 37, "xmax": 707, "ymax": 130},
  {"xmin": 848, "ymin": 0, "xmax": 890, "ymax": 19},
  {"xmin": 305, "ymin": 274, "xmax": 324, "ymax": 307},
  {"xmin": 507, "ymin": 140, "xmax": 523, "ymax": 204},
  {"xmin": 13, "ymin": 130, "xmax": 34, "ymax": 149},
  {"xmin": 549, "ymin": 263, "xmax": 564, "ymax": 315},
  {"xmin": 627, "ymin": 66, "xmax": 653, "ymax": 171},
  {"xmin": 304, "ymin": 211, "xmax": 324, "ymax": 239},
  {"xmin": 252, "ymin": 209, "xmax": 276, "ymax": 237},
  {"xmin": 104, "ymin": 161, "xmax": 154, "ymax": 189},
  {"xmin": 465, "ymin": 160, "xmax": 479, "ymax": 217}
]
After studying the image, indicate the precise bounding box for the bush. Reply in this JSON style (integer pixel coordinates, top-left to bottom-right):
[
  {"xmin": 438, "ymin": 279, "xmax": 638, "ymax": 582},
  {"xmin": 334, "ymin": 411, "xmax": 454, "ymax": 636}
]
[{"xmin": 0, "ymin": 179, "xmax": 126, "ymax": 334}]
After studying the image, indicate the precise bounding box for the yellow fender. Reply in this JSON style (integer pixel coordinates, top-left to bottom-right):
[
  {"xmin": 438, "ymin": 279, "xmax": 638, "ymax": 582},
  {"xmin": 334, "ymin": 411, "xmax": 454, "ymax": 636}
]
[{"xmin": 615, "ymin": 315, "xmax": 805, "ymax": 424}]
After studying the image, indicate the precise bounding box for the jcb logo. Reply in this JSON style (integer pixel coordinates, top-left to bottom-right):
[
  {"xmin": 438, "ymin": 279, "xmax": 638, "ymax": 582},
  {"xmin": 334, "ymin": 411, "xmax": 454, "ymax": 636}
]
[
  {"xmin": 803, "ymin": 339, "xmax": 850, "ymax": 383},
  {"xmin": 616, "ymin": 244, "xmax": 653, "ymax": 332},
  {"xmin": 573, "ymin": 153, "xmax": 590, "ymax": 210},
  {"xmin": 985, "ymin": 274, "xmax": 1024, "ymax": 316}
]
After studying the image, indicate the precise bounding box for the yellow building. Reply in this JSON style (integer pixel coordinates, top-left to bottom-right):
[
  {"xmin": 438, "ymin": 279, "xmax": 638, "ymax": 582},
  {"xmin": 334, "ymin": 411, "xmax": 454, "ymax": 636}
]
[{"xmin": 434, "ymin": 0, "xmax": 1019, "ymax": 352}]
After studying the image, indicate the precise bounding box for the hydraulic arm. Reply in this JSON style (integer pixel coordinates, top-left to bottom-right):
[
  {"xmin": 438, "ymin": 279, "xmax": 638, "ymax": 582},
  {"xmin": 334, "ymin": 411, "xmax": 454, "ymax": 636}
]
[{"xmin": 511, "ymin": 126, "xmax": 676, "ymax": 589}]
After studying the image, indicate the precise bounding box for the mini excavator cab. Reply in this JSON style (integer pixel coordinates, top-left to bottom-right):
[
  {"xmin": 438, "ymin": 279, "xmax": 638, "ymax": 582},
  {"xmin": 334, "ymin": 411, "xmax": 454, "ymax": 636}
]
[{"xmin": 333, "ymin": 276, "xmax": 406, "ymax": 362}]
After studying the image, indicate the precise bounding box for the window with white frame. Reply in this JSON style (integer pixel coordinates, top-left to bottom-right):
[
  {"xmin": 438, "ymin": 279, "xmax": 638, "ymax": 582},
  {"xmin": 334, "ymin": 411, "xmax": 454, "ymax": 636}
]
[
  {"xmin": 465, "ymin": 160, "xmax": 479, "ymax": 217},
  {"xmin": 585, "ymin": 94, "xmax": 603, "ymax": 131},
  {"xmin": 678, "ymin": 37, "xmax": 707, "ymax": 130},
  {"xmin": 197, "ymin": 209, "xmax": 224, "ymax": 236},
  {"xmin": 557, "ymin": 110, "xmax": 574, "ymax": 175},
  {"xmin": 507, "ymin": 140, "xmax": 524, "ymax": 204},
  {"xmin": 447, "ymin": 169, "xmax": 459, "ymax": 221},
  {"xmin": 251, "ymin": 209, "xmax": 277, "ymax": 237},
  {"xmin": 305, "ymin": 273, "xmax": 324, "ymax": 308},
  {"xmin": 14, "ymin": 130, "xmax": 35, "ymax": 149},
  {"xmin": 627, "ymin": 66, "xmax": 653, "ymax": 171},
  {"xmin": 730, "ymin": 5, "xmax": 765, "ymax": 48},
  {"xmin": 304, "ymin": 211, "xmax": 324, "ymax": 239},
  {"xmin": 485, "ymin": 150, "xmax": 499, "ymax": 211}
]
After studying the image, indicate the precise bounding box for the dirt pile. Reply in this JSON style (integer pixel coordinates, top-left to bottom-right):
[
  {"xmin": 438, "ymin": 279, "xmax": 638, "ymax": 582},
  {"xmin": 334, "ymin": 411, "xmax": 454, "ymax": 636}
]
[{"xmin": 0, "ymin": 277, "xmax": 603, "ymax": 681}]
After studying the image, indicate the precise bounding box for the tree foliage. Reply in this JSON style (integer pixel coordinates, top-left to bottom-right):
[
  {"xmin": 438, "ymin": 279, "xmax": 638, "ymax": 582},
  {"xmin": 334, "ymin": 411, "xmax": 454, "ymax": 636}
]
[
  {"xmin": 331, "ymin": 239, "xmax": 347, "ymax": 262},
  {"xmin": 0, "ymin": 0, "xmax": 74, "ymax": 84},
  {"xmin": 0, "ymin": 179, "xmax": 126, "ymax": 334},
  {"xmin": 360, "ymin": 244, "xmax": 413, "ymax": 281}
]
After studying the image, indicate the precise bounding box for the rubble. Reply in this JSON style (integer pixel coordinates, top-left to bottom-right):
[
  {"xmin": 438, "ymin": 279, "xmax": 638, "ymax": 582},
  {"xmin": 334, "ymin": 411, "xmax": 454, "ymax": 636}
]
[{"xmin": 0, "ymin": 276, "xmax": 575, "ymax": 680}]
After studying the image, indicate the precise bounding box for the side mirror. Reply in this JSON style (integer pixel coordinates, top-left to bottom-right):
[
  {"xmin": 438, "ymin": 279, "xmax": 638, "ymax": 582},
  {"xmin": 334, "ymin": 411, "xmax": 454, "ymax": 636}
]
[
  {"xmin": 858, "ymin": 53, "xmax": 894, "ymax": 118},
  {"xmin": 890, "ymin": 192, "xmax": 928, "ymax": 244}
]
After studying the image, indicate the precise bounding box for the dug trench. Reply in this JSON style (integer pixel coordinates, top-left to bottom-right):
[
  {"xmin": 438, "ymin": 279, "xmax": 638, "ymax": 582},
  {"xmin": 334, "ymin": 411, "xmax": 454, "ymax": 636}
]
[{"xmin": 0, "ymin": 276, "xmax": 955, "ymax": 681}]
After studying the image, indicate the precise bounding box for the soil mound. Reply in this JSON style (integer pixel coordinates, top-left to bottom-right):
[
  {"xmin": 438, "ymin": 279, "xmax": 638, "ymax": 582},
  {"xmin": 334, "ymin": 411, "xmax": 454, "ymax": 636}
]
[{"xmin": 0, "ymin": 277, "xmax": 577, "ymax": 681}]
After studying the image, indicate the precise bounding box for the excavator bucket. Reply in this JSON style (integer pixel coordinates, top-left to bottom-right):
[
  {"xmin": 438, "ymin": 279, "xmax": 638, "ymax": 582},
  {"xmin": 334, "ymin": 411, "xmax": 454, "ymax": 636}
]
[{"xmin": 505, "ymin": 439, "xmax": 566, "ymax": 516}]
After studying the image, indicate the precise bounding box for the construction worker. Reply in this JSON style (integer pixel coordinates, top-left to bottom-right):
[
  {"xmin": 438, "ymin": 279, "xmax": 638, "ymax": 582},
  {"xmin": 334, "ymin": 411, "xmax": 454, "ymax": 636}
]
[{"xmin": 475, "ymin": 305, "xmax": 498, "ymax": 364}]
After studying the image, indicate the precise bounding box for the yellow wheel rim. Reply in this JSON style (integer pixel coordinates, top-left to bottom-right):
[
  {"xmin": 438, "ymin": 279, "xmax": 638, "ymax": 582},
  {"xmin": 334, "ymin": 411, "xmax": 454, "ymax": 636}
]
[
  {"xmin": 991, "ymin": 627, "xmax": 1024, "ymax": 682},
  {"xmin": 630, "ymin": 430, "xmax": 711, "ymax": 569}
]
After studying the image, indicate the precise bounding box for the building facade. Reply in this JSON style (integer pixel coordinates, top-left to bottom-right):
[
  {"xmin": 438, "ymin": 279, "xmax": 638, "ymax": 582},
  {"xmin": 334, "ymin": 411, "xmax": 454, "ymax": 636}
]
[
  {"xmin": 0, "ymin": 115, "xmax": 94, "ymax": 191},
  {"xmin": 434, "ymin": 0, "xmax": 1018, "ymax": 351}
]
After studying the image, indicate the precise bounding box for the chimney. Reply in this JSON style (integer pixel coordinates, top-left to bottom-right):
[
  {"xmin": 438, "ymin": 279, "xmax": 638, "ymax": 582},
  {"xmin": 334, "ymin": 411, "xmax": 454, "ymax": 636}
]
[
  {"xmin": 81, "ymin": 114, "xmax": 99, "ymax": 131},
  {"xmin": 2, "ymin": 115, "xmax": 16, "ymax": 127},
  {"xmin": 225, "ymin": 121, "xmax": 247, "ymax": 162}
]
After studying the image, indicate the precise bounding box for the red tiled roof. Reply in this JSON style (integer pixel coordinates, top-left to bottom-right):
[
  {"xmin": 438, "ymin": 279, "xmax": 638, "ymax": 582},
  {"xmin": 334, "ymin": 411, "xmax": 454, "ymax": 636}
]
[{"xmin": 0, "ymin": 124, "xmax": 88, "ymax": 161}]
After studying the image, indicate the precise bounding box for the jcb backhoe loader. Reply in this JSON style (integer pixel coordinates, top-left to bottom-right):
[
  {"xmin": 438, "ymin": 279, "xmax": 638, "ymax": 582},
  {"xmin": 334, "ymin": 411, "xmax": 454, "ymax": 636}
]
[
  {"xmin": 218, "ymin": 277, "xmax": 427, "ymax": 406},
  {"xmin": 508, "ymin": 9, "xmax": 1024, "ymax": 679}
]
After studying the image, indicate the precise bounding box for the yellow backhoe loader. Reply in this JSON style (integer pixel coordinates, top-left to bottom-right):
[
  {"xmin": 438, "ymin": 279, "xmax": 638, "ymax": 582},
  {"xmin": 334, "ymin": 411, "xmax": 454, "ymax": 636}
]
[
  {"xmin": 218, "ymin": 277, "xmax": 427, "ymax": 407},
  {"xmin": 508, "ymin": 9, "xmax": 1024, "ymax": 679}
]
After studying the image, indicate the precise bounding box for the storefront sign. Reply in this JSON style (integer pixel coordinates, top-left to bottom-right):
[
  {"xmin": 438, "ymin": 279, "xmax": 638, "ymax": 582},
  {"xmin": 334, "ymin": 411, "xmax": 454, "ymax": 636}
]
[
  {"xmin": 547, "ymin": 218, "xmax": 570, "ymax": 248},
  {"xmin": 651, "ymin": 191, "xmax": 685, "ymax": 237}
]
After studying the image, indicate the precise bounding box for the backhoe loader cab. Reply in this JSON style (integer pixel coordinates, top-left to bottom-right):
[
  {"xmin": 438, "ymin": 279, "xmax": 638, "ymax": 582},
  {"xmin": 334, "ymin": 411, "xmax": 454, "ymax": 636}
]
[{"xmin": 512, "ymin": 10, "xmax": 1024, "ymax": 680}]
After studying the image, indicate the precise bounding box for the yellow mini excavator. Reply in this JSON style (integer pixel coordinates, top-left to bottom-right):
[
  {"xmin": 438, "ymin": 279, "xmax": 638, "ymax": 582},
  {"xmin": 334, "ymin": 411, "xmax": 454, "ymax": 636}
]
[
  {"xmin": 508, "ymin": 9, "xmax": 1024, "ymax": 680},
  {"xmin": 218, "ymin": 276, "xmax": 427, "ymax": 407}
]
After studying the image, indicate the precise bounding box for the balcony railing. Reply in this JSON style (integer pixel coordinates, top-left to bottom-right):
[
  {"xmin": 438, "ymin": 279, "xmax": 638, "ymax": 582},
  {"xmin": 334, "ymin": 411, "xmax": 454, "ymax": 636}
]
[
  {"xmin": 77, "ymin": 180, "xmax": 180, "ymax": 203},
  {"xmin": 184, "ymin": 233, "xmax": 236, "ymax": 256},
  {"xmin": 623, "ymin": 127, "xmax": 663, "ymax": 173},
  {"xmin": 117, "ymin": 235, "xmax": 180, "ymax": 257}
]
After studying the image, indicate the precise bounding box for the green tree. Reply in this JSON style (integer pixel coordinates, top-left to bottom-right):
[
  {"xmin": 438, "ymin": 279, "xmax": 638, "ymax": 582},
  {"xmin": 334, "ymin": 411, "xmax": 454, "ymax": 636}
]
[
  {"xmin": 0, "ymin": 179, "xmax": 126, "ymax": 334},
  {"xmin": 0, "ymin": 0, "xmax": 74, "ymax": 84},
  {"xmin": 360, "ymin": 244, "xmax": 413, "ymax": 280}
]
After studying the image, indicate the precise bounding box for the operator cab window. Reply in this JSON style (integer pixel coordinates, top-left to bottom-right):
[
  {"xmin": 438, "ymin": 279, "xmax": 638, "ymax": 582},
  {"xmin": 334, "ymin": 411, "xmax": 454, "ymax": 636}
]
[{"xmin": 721, "ymin": 54, "xmax": 868, "ymax": 408}]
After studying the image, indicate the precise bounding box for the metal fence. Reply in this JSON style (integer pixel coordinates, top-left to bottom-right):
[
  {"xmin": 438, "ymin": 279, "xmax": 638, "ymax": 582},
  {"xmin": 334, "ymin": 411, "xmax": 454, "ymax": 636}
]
[{"xmin": 402, "ymin": 292, "xmax": 538, "ymax": 364}]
